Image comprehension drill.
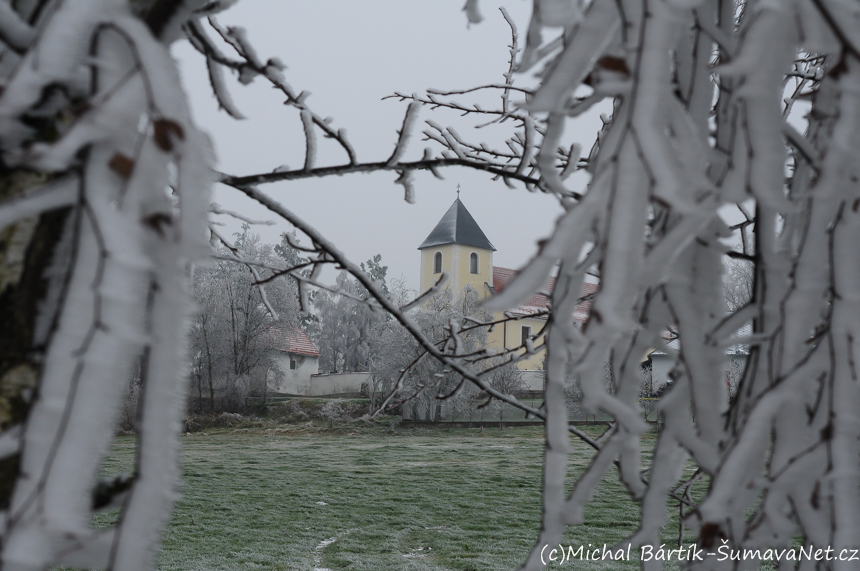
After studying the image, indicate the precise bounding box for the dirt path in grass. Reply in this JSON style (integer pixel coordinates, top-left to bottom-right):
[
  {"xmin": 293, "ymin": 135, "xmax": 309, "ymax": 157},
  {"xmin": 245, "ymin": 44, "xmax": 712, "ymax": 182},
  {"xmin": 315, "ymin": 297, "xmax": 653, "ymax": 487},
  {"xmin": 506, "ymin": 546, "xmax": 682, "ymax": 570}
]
[
  {"xmin": 312, "ymin": 536, "xmax": 338, "ymax": 571},
  {"xmin": 313, "ymin": 529, "xmax": 355, "ymax": 571}
]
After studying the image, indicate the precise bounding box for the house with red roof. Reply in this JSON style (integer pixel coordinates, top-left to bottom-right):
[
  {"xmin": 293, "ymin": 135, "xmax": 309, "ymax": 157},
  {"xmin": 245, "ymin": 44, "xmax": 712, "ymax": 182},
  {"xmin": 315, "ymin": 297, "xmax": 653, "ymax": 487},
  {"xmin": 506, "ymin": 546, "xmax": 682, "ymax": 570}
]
[
  {"xmin": 265, "ymin": 327, "xmax": 321, "ymax": 394},
  {"xmin": 266, "ymin": 327, "xmax": 371, "ymax": 397}
]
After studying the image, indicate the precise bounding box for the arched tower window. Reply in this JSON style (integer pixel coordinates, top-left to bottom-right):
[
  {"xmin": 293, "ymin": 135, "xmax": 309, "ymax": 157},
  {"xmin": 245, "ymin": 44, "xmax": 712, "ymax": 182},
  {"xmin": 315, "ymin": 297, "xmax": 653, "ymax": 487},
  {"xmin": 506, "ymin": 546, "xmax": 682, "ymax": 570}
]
[
  {"xmin": 434, "ymin": 252, "xmax": 442, "ymax": 274},
  {"xmin": 470, "ymin": 252, "xmax": 478, "ymax": 274}
]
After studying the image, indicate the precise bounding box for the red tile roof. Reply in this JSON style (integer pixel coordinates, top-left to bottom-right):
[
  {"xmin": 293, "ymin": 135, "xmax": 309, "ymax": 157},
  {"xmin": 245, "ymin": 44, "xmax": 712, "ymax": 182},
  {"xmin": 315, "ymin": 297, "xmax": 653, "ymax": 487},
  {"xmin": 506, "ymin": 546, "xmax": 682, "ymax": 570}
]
[
  {"xmin": 269, "ymin": 327, "xmax": 320, "ymax": 357},
  {"xmin": 491, "ymin": 266, "xmax": 597, "ymax": 322}
]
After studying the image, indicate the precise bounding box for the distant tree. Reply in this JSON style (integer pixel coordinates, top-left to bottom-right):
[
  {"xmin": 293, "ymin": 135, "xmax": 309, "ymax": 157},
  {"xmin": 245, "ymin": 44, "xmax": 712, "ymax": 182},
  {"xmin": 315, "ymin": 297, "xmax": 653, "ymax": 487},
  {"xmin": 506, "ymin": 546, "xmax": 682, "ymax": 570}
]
[
  {"xmin": 313, "ymin": 257, "xmax": 388, "ymax": 374},
  {"xmin": 724, "ymin": 231, "xmax": 755, "ymax": 312},
  {"xmin": 190, "ymin": 265, "xmax": 222, "ymax": 413},
  {"xmin": 273, "ymin": 230, "xmax": 308, "ymax": 270},
  {"xmin": 274, "ymin": 230, "xmax": 318, "ymax": 329},
  {"xmin": 190, "ymin": 228, "xmax": 300, "ymax": 411},
  {"xmin": 318, "ymin": 398, "xmax": 346, "ymax": 429},
  {"xmin": 360, "ymin": 254, "xmax": 389, "ymax": 298},
  {"xmin": 374, "ymin": 285, "xmax": 491, "ymax": 421},
  {"xmin": 487, "ymin": 361, "xmax": 524, "ymax": 427},
  {"xmin": 366, "ymin": 278, "xmax": 412, "ymax": 414}
]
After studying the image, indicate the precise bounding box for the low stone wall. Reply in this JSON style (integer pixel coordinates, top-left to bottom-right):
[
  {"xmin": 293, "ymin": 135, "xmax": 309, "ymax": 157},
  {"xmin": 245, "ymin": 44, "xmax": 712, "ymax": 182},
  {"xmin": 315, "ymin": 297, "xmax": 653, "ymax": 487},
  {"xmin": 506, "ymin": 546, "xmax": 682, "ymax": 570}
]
[
  {"xmin": 400, "ymin": 420, "xmax": 611, "ymax": 428},
  {"xmin": 271, "ymin": 372, "xmax": 371, "ymax": 397},
  {"xmin": 305, "ymin": 372, "xmax": 371, "ymax": 397}
]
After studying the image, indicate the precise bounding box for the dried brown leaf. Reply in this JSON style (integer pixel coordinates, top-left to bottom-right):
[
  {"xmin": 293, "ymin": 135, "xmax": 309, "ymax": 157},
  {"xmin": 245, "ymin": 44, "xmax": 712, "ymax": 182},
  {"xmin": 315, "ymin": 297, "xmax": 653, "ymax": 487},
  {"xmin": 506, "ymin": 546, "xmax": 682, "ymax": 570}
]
[
  {"xmin": 153, "ymin": 118, "xmax": 185, "ymax": 152},
  {"xmin": 596, "ymin": 55, "xmax": 630, "ymax": 75},
  {"xmin": 108, "ymin": 153, "xmax": 134, "ymax": 179}
]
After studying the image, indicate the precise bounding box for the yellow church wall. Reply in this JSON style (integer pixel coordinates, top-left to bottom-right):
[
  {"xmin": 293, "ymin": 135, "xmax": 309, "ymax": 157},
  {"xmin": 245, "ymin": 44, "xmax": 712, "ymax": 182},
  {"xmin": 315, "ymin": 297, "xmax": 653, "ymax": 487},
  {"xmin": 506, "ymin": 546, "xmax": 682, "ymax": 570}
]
[
  {"xmin": 419, "ymin": 244, "xmax": 456, "ymax": 294},
  {"xmin": 486, "ymin": 313, "xmax": 547, "ymax": 370},
  {"xmin": 457, "ymin": 246, "xmax": 492, "ymax": 299},
  {"xmin": 419, "ymin": 243, "xmax": 493, "ymax": 299},
  {"xmin": 420, "ymin": 245, "xmax": 546, "ymax": 371}
]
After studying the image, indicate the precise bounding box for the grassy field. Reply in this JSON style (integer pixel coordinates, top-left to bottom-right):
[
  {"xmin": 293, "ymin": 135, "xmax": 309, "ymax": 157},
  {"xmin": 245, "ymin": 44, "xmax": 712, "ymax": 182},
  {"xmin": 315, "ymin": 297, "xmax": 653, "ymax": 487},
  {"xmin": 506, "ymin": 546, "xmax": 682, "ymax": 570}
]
[{"xmin": 95, "ymin": 424, "xmax": 700, "ymax": 571}]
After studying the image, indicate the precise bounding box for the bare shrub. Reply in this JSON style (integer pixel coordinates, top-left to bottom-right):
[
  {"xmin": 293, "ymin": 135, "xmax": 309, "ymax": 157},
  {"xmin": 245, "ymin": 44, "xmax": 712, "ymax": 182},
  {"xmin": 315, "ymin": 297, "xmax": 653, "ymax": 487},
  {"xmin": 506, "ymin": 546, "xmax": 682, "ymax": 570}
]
[
  {"xmin": 270, "ymin": 400, "xmax": 311, "ymax": 423},
  {"xmin": 214, "ymin": 412, "xmax": 244, "ymax": 427},
  {"xmin": 318, "ymin": 399, "xmax": 346, "ymax": 428},
  {"xmin": 222, "ymin": 375, "xmax": 251, "ymax": 413}
]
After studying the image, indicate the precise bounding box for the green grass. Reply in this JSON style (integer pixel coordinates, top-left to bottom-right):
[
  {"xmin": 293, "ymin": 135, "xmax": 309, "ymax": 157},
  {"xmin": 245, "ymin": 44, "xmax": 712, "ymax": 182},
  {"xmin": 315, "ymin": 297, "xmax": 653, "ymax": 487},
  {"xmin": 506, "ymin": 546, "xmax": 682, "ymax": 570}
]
[
  {"xmin": 442, "ymin": 399, "xmax": 613, "ymax": 423},
  {"xmin": 94, "ymin": 424, "xmax": 706, "ymax": 570}
]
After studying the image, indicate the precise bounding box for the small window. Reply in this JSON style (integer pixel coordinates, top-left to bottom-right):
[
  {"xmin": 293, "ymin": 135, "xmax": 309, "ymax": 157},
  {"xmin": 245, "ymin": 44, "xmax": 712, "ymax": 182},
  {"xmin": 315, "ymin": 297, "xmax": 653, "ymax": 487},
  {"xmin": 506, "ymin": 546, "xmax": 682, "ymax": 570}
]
[
  {"xmin": 470, "ymin": 252, "xmax": 478, "ymax": 274},
  {"xmin": 521, "ymin": 326, "xmax": 531, "ymax": 347},
  {"xmin": 290, "ymin": 358, "xmax": 297, "ymax": 370},
  {"xmin": 434, "ymin": 252, "xmax": 442, "ymax": 274}
]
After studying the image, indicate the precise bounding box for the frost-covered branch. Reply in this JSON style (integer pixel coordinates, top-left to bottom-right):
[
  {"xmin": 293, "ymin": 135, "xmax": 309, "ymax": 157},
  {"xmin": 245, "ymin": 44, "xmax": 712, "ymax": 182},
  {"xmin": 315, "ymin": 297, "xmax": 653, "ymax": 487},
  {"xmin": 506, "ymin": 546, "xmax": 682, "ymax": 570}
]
[
  {"xmin": 487, "ymin": 0, "xmax": 860, "ymax": 568},
  {"xmin": 0, "ymin": 0, "xmax": 221, "ymax": 567},
  {"xmin": 184, "ymin": 17, "xmax": 357, "ymax": 164},
  {"xmin": 220, "ymin": 156, "xmax": 548, "ymax": 194}
]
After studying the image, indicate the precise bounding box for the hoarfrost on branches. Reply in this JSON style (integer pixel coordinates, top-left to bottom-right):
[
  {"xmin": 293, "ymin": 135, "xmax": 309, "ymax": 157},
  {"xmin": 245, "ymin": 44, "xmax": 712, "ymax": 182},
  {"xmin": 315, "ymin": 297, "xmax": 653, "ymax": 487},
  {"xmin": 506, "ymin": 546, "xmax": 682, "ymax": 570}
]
[
  {"xmin": 0, "ymin": 0, "xmax": 220, "ymax": 568},
  {"xmin": 481, "ymin": 0, "xmax": 860, "ymax": 569}
]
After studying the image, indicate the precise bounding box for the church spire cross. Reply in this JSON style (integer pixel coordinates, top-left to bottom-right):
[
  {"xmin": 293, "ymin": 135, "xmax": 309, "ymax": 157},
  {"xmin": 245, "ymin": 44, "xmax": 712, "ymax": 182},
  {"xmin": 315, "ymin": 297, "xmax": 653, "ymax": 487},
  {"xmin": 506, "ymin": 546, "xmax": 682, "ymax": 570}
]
[{"xmin": 456, "ymin": 183, "xmax": 460, "ymax": 198}]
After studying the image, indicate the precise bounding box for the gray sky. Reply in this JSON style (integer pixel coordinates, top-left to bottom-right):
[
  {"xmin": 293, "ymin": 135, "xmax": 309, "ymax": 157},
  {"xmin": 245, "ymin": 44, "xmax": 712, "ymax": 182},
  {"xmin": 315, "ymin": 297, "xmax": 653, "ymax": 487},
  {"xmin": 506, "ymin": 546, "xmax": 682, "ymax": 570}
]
[{"xmin": 174, "ymin": 1, "xmax": 605, "ymax": 290}]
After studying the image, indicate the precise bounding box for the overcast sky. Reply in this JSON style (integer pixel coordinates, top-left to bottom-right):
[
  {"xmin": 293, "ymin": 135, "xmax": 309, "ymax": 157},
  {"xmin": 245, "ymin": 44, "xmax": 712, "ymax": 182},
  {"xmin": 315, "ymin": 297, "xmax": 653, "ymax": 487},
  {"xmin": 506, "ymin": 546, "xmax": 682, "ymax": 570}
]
[{"xmin": 173, "ymin": 1, "xmax": 606, "ymax": 291}]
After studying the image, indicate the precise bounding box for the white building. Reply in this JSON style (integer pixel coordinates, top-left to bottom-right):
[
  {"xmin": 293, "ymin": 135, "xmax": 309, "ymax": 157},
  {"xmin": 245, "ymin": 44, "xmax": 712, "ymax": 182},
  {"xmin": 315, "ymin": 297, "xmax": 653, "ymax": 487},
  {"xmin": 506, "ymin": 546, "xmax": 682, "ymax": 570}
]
[
  {"xmin": 266, "ymin": 327, "xmax": 370, "ymax": 397},
  {"xmin": 266, "ymin": 327, "xmax": 320, "ymax": 395}
]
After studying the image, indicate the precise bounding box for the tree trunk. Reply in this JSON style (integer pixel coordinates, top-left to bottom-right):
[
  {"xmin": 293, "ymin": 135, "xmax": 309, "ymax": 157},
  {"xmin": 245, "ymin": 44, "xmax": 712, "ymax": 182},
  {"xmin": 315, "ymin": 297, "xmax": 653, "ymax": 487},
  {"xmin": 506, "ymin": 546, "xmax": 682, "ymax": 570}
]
[
  {"xmin": 203, "ymin": 323, "xmax": 216, "ymax": 413},
  {"xmin": 196, "ymin": 368, "xmax": 203, "ymax": 414},
  {"xmin": 0, "ymin": 168, "xmax": 72, "ymax": 509}
]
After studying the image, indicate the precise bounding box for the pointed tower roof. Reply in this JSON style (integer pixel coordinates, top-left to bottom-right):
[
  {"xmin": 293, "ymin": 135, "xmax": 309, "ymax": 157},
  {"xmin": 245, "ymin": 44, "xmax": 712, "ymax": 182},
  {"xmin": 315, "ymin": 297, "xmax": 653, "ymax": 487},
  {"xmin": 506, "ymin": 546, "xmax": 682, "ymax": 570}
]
[{"xmin": 418, "ymin": 198, "xmax": 496, "ymax": 251}]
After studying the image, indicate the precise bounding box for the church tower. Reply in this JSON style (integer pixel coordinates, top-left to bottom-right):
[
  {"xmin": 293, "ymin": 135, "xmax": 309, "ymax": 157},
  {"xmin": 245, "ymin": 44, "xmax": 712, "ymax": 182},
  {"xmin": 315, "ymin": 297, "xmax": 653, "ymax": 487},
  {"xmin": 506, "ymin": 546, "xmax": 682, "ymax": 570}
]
[
  {"xmin": 416, "ymin": 195, "xmax": 573, "ymax": 381},
  {"xmin": 417, "ymin": 198, "xmax": 495, "ymax": 300}
]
